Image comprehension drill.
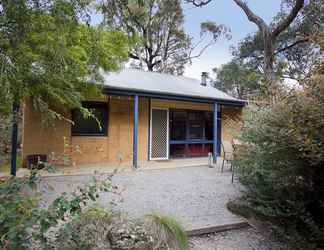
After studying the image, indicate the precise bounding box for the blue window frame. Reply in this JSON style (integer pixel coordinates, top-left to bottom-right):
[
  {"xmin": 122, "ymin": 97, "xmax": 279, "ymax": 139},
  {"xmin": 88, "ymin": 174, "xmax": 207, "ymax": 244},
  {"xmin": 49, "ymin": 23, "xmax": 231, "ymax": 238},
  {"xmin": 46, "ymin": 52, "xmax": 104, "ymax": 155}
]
[{"xmin": 169, "ymin": 108, "xmax": 221, "ymax": 158}]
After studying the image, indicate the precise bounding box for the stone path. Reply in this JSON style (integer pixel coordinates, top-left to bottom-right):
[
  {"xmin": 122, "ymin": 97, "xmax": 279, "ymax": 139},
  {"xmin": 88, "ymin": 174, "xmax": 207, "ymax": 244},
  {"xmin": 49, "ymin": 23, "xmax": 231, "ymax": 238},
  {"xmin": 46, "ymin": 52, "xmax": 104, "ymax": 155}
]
[{"xmin": 40, "ymin": 165, "xmax": 245, "ymax": 232}]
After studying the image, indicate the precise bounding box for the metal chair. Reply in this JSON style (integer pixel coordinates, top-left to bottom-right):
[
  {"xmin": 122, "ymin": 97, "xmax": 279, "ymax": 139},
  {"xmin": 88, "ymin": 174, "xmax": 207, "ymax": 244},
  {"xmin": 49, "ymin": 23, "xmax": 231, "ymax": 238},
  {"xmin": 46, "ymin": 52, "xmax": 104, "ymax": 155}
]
[{"xmin": 221, "ymin": 140, "xmax": 234, "ymax": 172}]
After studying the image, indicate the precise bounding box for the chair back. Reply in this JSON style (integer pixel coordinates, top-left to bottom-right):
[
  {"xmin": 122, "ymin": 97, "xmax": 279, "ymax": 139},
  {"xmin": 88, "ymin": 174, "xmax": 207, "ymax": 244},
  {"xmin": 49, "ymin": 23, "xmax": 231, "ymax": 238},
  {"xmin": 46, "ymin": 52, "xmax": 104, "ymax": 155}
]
[{"xmin": 221, "ymin": 140, "xmax": 233, "ymax": 159}]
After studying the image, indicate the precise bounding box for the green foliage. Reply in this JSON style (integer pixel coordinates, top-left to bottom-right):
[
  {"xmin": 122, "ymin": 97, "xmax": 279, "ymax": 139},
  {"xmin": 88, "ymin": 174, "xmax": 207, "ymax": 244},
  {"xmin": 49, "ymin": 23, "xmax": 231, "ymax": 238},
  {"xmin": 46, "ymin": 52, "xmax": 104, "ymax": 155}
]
[
  {"xmin": 0, "ymin": 115, "xmax": 12, "ymax": 163},
  {"xmin": 50, "ymin": 206, "xmax": 116, "ymax": 249},
  {"xmin": 0, "ymin": 0, "xmax": 130, "ymax": 119},
  {"xmin": 0, "ymin": 171, "xmax": 113, "ymax": 249},
  {"xmin": 213, "ymin": 60, "xmax": 262, "ymax": 99},
  {"xmin": 234, "ymin": 70, "xmax": 324, "ymax": 248},
  {"xmin": 101, "ymin": 0, "xmax": 190, "ymax": 74},
  {"xmin": 146, "ymin": 213, "xmax": 189, "ymax": 250}
]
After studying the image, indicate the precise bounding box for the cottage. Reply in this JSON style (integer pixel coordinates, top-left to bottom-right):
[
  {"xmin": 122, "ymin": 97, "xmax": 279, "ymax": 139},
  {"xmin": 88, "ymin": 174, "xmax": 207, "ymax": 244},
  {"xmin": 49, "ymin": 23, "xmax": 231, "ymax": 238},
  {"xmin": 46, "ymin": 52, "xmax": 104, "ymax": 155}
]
[{"xmin": 22, "ymin": 69, "xmax": 246, "ymax": 168}]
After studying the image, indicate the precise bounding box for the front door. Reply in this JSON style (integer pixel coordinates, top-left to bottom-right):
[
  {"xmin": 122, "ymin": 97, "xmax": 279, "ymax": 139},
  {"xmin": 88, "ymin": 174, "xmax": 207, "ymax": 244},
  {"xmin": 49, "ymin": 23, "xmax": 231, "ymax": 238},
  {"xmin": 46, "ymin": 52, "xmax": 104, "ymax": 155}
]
[{"xmin": 149, "ymin": 108, "xmax": 169, "ymax": 160}]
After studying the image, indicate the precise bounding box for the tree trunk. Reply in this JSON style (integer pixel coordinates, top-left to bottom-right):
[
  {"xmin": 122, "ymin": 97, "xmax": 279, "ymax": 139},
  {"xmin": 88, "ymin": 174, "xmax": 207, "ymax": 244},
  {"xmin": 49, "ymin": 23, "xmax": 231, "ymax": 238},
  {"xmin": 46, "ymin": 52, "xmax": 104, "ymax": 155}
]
[
  {"xmin": 147, "ymin": 63, "xmax": 154, "ymax": 71},
  {"xmin": 263, "ymin": 31, "xmax": 276, "ymax": 100}
]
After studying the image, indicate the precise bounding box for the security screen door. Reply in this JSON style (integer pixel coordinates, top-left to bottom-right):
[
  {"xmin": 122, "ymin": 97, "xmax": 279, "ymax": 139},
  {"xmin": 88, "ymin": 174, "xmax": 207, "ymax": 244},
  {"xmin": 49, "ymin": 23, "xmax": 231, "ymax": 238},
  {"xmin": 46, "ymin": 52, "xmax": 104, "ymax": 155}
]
[{"xmin": 150, "ymin": 108, "xmax": 169, "ymax": 160}]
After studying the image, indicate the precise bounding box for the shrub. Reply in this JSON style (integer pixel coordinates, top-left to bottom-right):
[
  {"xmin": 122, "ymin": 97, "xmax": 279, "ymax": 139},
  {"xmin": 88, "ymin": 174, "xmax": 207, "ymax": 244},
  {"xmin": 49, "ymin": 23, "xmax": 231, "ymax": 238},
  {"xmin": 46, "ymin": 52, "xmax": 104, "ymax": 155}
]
[
  {"xmin": 234, "ymin": 71, "xmax": 324, "ymax": 249},
  {"xmin": 0, "ymin": 171, "xmax": 113, "ymax": 249},
  {"xmin": 51, "ymin": 209, "xmax": 188, "ymax": 250}
]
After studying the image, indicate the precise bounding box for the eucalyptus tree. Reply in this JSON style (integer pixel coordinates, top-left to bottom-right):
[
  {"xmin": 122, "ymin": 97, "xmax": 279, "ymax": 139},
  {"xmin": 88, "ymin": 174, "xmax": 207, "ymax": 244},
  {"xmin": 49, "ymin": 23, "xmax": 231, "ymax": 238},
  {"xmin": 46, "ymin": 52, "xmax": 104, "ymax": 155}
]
[
  {"xmin": 100, "ymin": 0, "xmax": 229, "ymax": 75},
  {"xmin": 0, "ymin": 0, "xmax": 130, "ymax": 174},
  {"xmin": 213, "ymin": 61, "xmax": 262, "ymax": 99},
  {"xmin": 187, "ymin": 0, "xmax": 307, "ymax": 99},
  {"xmin": 232, "ymin": 0, "xmax": 322, "ymax": 84}
]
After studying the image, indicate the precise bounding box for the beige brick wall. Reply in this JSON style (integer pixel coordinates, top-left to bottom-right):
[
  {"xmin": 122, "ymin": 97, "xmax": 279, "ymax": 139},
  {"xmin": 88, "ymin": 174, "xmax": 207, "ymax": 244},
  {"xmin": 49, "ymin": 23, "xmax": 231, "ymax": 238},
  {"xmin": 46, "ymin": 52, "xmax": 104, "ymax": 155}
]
[
  {"xmin": 221, "ymin": 106, "xmax": 243, "ymax": 143},
  {"xmin": 22, "ymin": 96, "xmax": 149, "ymax": 167},
  {"xmin": 22, "ymin": 97, "xmax": 242, "ymax": 167}
]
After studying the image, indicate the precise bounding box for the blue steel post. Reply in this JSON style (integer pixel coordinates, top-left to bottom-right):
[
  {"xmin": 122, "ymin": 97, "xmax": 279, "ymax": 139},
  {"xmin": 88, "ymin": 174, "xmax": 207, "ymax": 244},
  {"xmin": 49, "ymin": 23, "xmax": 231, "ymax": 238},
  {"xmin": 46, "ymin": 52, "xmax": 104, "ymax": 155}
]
[
  {"xmin": 213, "ymin": 102, "xmax": 218, "ymax": 163},
  {"xmin": 133, "ymin": 95, "xmax": 139, "ymax": 168},
  {"xmin": 10, "ymin": 103, "xmax": 19, "ymax": 176}
]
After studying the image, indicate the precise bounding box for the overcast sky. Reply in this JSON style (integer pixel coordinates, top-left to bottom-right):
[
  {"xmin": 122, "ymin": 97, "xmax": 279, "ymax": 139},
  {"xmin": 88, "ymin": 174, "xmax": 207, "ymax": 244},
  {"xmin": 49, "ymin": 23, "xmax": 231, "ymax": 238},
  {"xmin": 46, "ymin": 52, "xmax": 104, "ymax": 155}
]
[
  {"xmin": 182, "ymin": 0, "xmax": 282, "ymax": 79},
  {"xmin": 91, "ymin": 0, "xmax": 282, "ymax": 80}
]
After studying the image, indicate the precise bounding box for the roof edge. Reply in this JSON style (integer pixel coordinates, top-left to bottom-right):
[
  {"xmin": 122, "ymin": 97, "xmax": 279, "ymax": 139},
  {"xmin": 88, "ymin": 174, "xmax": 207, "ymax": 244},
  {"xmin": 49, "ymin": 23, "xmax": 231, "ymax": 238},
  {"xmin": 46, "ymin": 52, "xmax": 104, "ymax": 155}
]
[{"xmin": 102, "ymin": 86, "xmax": 247, "ymax": 107}]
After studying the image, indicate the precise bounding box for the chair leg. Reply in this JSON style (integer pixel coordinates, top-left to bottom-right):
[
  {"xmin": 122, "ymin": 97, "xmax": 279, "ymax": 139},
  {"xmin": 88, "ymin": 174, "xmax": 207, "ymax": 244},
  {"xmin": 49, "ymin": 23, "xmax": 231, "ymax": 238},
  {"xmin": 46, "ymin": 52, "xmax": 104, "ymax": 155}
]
[{"xmin": 221, "ymin": 158, "xmax": 225, "ymax": 172}]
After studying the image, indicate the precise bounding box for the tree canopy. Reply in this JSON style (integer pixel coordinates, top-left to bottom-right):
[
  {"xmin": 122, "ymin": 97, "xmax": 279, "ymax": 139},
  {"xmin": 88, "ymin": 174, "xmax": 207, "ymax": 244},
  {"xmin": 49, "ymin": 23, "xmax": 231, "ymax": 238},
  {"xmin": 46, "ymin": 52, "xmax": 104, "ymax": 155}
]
[
  {"xmin": 100, "ymin": 0, "xmax": 229, "ymax": 75},
  {"xmin": 231, "ymin": 0, "xmax": 322, "ymax": 84},
  {"xmin": 0, "ymin": 0, "xmax": 130, "ymax": 119},
  {"xmin": 213, "ymin": 61, "xmax": 262, "ymax": 99},
  {"xmin": 188, "ymin": 0, "xmax": 309, "ymax": 100}
]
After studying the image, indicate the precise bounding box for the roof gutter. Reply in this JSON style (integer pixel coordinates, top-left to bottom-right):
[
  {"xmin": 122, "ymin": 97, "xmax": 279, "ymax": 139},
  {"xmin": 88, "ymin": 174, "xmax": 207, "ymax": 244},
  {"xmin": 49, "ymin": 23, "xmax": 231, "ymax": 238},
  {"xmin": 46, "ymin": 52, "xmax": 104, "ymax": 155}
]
[{"xmin": 102, "ymin": 87, "xmax": 247, "ymax": 107}]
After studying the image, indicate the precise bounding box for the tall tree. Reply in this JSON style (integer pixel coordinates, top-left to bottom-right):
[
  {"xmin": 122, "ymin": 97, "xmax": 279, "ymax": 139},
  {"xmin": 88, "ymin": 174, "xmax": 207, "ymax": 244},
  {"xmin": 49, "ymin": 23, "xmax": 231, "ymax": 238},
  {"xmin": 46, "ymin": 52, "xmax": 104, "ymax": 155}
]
[
  {"xmin": 0, "ymin": 0, "xmax": 130, "ymax": 174},
  {"xmin": 232, "ymin": 0, "xmax": 322, "ymax": 84},
  {"xmin": 187, "ymin": 0, "xmax": 306, "ymax": 99},
  {"xmin": 100, "ymin": 0, "xmax": 229, "ymax": 74}
]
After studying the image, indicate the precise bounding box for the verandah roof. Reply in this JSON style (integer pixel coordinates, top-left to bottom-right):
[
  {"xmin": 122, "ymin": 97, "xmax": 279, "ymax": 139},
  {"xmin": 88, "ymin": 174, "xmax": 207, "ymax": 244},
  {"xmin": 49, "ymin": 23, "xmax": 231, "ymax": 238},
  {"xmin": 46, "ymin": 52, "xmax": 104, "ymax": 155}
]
[{"xmin": 102, "ymin": 69, "xmax": 246, "ymax": 106}]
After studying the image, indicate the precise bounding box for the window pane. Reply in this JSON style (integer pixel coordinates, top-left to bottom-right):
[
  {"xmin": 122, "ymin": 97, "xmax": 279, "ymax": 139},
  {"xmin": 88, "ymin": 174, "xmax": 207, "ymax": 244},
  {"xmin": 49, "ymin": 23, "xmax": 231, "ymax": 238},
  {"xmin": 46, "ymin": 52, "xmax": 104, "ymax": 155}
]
[
  {"xmin": 205, "ymin": 112, "xmax": 213, "ymax": 140},
  {"xmin": 188, "ymin": 111, "xmax": 203, "ymax": 139},
  {"xmin": 170, "ymin": 110, "xmax": 186, "ymax": 140},
  {"xmin": 71, "ymin": 103, "xmax": 108, "ymax": 136},
  {"xmin": 170, "ymin": 144, "xmax": 186, "ymax": 158}
]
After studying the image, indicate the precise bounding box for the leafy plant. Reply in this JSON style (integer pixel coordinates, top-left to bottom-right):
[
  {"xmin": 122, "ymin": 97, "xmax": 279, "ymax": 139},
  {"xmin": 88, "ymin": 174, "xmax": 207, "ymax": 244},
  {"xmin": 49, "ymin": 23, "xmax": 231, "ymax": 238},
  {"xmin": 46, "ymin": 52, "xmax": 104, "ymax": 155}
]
[
  {"xmin": 233, "ymin": 68, "xmax": 324, "ymax": 249},
  {"xmin": 0, "ymin": 171, "xmax": 113, "ymax": 249}
]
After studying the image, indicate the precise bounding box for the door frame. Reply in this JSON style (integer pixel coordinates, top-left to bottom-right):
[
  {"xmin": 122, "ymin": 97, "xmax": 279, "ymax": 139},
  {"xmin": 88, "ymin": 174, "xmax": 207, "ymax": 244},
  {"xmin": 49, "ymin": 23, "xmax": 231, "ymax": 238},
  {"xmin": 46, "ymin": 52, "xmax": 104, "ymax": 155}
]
[{"xmin": 149, "ymin": 107, "xmax": 169, "ymax": 160}]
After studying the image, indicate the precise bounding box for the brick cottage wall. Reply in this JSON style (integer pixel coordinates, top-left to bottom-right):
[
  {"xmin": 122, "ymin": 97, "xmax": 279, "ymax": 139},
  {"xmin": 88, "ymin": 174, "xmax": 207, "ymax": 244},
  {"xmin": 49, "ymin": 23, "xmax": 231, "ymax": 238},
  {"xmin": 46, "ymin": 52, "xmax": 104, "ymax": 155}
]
[{"xmin": 22, "ymin": 97, "xmax": 242, "ymax": 167}]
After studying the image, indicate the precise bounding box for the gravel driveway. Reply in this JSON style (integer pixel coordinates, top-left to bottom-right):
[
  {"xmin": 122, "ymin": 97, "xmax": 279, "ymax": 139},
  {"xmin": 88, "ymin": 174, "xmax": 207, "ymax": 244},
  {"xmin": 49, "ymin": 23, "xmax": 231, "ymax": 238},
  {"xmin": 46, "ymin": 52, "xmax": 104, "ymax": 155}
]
[
  {"xmin": 40, "ymin": 165, "xmax": 245, "ymax": 231},
  {"xmin": 189, "ymin": 227, "xmax": 285, "ymax": 250}
]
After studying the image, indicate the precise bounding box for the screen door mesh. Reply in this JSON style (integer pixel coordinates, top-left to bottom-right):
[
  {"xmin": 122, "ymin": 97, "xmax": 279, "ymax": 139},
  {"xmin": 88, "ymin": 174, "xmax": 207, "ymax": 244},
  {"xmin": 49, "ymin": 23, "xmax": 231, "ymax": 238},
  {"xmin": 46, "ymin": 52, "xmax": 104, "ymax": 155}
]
[{"xmin": 150, "ymin": 109, "xmax": 168, "ymax": 159}]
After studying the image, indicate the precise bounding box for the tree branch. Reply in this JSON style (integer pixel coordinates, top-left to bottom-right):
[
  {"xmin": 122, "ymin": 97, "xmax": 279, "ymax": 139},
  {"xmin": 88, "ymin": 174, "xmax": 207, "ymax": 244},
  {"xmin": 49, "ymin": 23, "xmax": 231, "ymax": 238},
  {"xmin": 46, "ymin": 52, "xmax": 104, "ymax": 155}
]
[
  {"xmin": 274, "ymin": 37, "xmax": 309, "ymax": 55},
  {"xmin": 129, "ymin": 53, "xmax": 140, "ymax": 60},
  {"xmin": 271, "ymin": 0, "xmax": 305, "ymax": 38},
  {"xmin": 186, "ymin": 0, "xmax": 212, "ymax": 7},
  {"xmin": 232, "ymin": 0, "xmax": 268, "ymax": 32}
]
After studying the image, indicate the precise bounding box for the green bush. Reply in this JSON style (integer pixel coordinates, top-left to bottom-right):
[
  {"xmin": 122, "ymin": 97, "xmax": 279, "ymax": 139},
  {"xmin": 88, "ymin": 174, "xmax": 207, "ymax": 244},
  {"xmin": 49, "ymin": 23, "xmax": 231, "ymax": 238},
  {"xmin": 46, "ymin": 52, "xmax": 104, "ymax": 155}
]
[
  {"xmin": 234, "ymin": 72, "xmax": 324, "ymax": 249},
  {"xmin": 0, "ymin": 171, "xmax": 113, "ymax": 249}
]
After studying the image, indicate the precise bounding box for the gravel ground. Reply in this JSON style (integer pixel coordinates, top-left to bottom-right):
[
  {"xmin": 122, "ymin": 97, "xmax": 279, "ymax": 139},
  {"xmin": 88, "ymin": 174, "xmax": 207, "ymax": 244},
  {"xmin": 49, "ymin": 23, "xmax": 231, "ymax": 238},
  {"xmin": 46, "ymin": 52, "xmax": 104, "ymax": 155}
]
[
  {"xmin": 40, "ymin": 165, "xmax": 244, "ymax": 231},
  {"xmin": 189, "ymin": 227, "xmax": 285, "ymax": 250}
]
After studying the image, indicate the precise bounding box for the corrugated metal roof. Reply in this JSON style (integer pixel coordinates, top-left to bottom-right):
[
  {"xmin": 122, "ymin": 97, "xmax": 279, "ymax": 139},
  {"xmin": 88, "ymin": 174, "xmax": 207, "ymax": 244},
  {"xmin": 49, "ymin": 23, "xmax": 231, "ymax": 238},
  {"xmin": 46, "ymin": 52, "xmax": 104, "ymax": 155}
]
[{"xmin": 103, "ymin": 69, "xmax": 244, "ymax": 104}]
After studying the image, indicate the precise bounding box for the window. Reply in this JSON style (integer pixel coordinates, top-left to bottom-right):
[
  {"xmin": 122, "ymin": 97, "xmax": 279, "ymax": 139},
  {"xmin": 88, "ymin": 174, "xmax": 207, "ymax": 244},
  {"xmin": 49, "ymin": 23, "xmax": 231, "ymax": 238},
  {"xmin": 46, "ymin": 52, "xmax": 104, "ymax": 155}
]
[
  {"xmin": 169, "ymin": 109, "xmax": 221, "ymax": 158},
  {"xmin": 71, "ymin": 102, "xmax": 108, "ymax": 136},
  {"xmin": 205, "ymin": 112, "xmax": 213, "ymax": 140},
  {"xmin": 187, "ymin": 111, "xmax": 204, "ymax": 139},
  {"xmin": 170, "ymin": 110, "xmax": 186, "ymax": 140}
]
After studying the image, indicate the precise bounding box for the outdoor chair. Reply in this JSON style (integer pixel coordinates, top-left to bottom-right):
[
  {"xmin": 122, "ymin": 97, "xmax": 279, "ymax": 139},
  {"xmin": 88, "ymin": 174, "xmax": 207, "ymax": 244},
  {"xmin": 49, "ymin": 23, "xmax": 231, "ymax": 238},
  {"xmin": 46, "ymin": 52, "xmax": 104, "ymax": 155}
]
[{"xmin": 221, "ymin": 140, "xmax": 234, "ymax": 172}]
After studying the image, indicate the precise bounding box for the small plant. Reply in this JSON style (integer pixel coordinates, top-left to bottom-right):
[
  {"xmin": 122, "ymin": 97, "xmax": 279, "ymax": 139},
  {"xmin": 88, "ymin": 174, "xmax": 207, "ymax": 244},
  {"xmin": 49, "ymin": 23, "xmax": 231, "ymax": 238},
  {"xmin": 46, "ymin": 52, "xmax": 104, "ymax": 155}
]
[{"xmin": 146, "ymin": 213, "xmax": 189, "ymax": 250}]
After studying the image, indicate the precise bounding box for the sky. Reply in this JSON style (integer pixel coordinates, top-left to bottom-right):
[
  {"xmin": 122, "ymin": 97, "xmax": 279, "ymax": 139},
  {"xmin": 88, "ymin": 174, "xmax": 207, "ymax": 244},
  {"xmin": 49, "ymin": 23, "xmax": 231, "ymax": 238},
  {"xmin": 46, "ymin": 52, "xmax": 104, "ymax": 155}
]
[
  {"xmin": 91, "ymin": 0, "xmax": 283, "ymax": 80},
  {"xmin": 182, "ymin": 0, "xmax": 282, "ymax": 79}
]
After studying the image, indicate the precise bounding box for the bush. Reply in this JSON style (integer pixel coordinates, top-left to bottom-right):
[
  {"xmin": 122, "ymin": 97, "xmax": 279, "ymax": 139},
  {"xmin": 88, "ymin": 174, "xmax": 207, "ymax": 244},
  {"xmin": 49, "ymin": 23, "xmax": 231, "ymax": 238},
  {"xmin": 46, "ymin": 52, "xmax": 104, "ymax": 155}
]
[
  {"xmin": 51, "ymin": 209, "xmax": 188, "ymax": 250},
  {"xmin": 0, "ymin": 171, "xmax": 113, "ymax": 249},
  {"xmin": 234, "ymin": 72, "xmax": 324, "ymax": 249}
]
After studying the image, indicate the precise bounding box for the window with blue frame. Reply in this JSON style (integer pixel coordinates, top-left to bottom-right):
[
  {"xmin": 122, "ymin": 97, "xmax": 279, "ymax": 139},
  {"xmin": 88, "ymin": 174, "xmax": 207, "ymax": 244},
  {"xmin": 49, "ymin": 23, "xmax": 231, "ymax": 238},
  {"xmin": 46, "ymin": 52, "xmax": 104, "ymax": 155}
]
[{"xmin": 169, "ymin": 108, "xmax": 220, "ymax": 158}]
